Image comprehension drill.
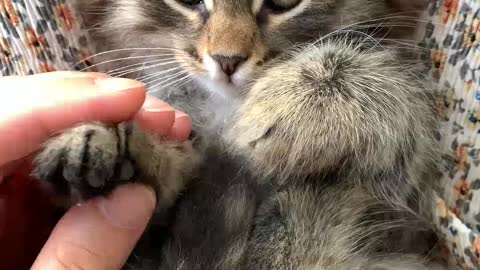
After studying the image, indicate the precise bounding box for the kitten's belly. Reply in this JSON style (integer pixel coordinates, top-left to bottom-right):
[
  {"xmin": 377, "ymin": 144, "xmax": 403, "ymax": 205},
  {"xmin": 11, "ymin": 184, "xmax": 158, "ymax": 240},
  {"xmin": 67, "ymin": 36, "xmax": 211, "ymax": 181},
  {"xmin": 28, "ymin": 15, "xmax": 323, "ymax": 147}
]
[{"xmin": 131, "ymin": 147, "xmax": 263, "ymax": 269}]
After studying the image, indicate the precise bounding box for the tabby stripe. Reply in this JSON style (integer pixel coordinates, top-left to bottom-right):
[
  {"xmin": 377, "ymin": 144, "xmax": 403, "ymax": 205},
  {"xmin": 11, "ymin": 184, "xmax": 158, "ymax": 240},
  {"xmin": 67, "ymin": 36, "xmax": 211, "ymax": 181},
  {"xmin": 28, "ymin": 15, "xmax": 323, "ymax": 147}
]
[{"xmin": 79, "ymin": 129, "xmax": 95, "ymax": 180}]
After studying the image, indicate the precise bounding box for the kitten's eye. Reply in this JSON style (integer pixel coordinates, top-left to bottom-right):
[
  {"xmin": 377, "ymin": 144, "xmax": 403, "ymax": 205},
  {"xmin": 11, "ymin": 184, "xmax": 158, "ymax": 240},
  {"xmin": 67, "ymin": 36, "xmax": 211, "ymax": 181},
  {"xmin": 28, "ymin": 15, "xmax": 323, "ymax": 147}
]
[
  {"xmin": 263, "ymin": 0, "xmax": 300, "ymax": 13},
  {"xmin": 178, "ymin": 0, "xmax": 203, "ymax": 7}
]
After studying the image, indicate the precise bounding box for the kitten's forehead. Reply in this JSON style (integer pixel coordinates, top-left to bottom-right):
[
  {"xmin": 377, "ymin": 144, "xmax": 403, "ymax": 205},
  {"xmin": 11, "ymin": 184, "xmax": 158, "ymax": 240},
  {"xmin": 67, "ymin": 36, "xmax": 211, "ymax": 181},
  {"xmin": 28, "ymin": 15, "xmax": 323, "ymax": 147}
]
[
  {"xmin": 207, "ymin": 0, "xmax": 323, "ymax": 16},
  {"xmin": 208, "ymin": 0, "xmax": 254, "ymax": 13}
]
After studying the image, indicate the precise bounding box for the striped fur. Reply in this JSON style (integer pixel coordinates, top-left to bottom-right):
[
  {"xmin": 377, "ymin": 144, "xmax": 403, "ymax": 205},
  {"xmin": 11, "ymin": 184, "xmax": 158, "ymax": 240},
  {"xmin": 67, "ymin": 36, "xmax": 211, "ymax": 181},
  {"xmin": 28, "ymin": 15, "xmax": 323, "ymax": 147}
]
[{"xmin": 33, "ymin": 0, "xmax": 447, "ymax": 269}]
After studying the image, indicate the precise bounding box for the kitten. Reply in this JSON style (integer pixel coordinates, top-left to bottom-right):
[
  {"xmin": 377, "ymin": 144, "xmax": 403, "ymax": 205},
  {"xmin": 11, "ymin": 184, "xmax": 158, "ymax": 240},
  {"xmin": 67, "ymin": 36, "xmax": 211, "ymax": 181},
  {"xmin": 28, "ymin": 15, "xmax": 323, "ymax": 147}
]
[{"xmin": 33, "ymin": 0, "xmax": 445, "ymax": 269}]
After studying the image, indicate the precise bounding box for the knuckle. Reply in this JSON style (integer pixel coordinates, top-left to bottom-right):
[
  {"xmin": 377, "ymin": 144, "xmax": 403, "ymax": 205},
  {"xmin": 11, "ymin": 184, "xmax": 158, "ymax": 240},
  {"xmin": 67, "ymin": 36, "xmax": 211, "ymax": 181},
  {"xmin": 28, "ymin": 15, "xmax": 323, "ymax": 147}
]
[{"xmin": 55, "ymin": 241, "xmax": 113, "ymax": 270}]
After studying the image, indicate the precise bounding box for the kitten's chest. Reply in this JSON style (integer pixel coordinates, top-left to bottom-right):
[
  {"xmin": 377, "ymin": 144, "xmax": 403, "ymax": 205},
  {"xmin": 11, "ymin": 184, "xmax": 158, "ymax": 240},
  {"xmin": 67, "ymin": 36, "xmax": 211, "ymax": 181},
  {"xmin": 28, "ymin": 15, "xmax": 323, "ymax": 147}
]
[{"xmin": 148, "ymin": 79, "xmax": 238, "ymax": 138}]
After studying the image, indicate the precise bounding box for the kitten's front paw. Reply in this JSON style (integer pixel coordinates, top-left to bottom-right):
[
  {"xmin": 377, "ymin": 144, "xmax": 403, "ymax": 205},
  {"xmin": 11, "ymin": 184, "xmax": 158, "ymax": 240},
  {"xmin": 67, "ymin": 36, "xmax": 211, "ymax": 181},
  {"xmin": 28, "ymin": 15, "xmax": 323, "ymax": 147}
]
[
  {"xmin": 229, "ymin": 42, "xmax": 431, "ymax": 178},
  {"xmin": 33, "ymin": 123, "xmax": 133, "ymax": 202}
]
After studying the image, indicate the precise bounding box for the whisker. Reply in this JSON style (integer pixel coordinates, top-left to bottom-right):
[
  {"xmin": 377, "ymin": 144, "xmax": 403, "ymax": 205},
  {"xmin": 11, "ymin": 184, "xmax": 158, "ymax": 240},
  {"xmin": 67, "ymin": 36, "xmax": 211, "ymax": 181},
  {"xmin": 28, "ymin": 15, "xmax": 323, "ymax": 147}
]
[
  {"xmin": 79, "ymin": 11, "xmax": 108, "ymax": 15},
  {"xmin": 84, "ymin": 47, "xmax": 185, "ymax": 59},
  {"xmin": 78, "ymin": 54, "xmax": 179, "ymax": 72},
  {"xmin": 108, "ymin": 58, "xmax": 179, "ymax": 77},
  {"xmin": 149, "ymin": 75, "xmax": 192, "ymax": 94},
  {"xmin": 146, "ymin": 69, "xmax": 188, "ymax": 85},
  {"xmin": 312, "ymin": 13, "xmax": 445, "ymax": 49},
  {"xmin": 165, "ymin": 75, "xmax": 193, "ymax": 90},
  {"xmin": 136, "ymin": 66, "xmax": 184, "ymax": 83},
  {"xmin": 71, "ymin": 47, "xmax": 187, "ymax": 70},
  {"xmin": 107, "ymin": 57, "xmax": 177, "ymax": 73},
  {"xmin": 147, "ymin": 70, "xmax": 190, "ymax": 90},
  {"xmin": 353, "ymin": 14, "xmax": 446, "ymax": 27},
  {"xmin": 175, "ymin": 77, "xmax": 193, "ymax": 89}
]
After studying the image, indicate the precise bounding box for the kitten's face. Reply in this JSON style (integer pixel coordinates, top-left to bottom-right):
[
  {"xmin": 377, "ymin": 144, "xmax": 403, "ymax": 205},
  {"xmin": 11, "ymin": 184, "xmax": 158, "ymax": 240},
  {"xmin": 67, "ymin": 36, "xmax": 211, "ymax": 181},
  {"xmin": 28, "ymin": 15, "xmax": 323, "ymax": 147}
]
[
  {"xmin": 148, "ymin": 0, "xmax": 337, "ymax": 88},
  {"xmin": 91, "ymin": 0, "xmax": 422, "ymax": 96}
]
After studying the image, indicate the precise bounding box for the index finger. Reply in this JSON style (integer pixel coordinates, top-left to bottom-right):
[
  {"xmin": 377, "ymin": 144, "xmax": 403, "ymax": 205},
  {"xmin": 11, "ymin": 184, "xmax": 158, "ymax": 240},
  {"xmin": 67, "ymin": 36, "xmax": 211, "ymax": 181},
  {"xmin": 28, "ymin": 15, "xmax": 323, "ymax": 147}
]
[{"xmin": 0, "ymin": 74, "xmax": 146, "ymax": 166}]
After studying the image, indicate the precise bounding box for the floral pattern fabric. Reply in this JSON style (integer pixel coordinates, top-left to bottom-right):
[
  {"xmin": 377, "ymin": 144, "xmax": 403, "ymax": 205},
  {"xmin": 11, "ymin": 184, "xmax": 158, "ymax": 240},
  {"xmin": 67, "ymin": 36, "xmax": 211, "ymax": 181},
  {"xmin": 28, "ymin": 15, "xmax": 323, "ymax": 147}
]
[
  {"xmin": 1, "ymin": 0, "xmax": 480, "ymax": 269},
  {"xmin": 418, "ymin": 0, "xmax": 480, "ymax": 269},
  {"xmin": 0, "ymin": 0, "xmax": 92, "ymax": 76}
]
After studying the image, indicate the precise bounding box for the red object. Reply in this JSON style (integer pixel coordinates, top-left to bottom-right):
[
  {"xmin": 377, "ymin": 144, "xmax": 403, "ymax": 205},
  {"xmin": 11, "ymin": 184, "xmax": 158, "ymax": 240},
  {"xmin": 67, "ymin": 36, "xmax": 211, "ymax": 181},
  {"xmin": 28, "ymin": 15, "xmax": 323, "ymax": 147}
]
[{"xmin": 0, "ymin": 170, "xmax": 58, "ymax": 270}]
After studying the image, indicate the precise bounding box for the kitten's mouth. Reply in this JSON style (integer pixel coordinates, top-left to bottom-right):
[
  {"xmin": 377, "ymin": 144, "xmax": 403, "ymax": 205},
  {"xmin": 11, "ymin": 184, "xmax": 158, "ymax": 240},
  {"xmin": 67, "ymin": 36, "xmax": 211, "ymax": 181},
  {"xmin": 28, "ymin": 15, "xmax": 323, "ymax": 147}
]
[
  {"xmin": 213, "ymin": 74, "xmax": 242, "ymax": 86},
  {"xmin": 183, "ymin": 49, "xmax": 252, "ymax": 95},
  {"xmin": 201, "ymin": 53, "xmax": 252, "ymax": 88},
  {"xmin": 196, "ymin": 74, "xmax": 244, "ymax": 98},
  {"xmin": 213, "ymin": 76, "xmax": 243, "ymax": 89}
]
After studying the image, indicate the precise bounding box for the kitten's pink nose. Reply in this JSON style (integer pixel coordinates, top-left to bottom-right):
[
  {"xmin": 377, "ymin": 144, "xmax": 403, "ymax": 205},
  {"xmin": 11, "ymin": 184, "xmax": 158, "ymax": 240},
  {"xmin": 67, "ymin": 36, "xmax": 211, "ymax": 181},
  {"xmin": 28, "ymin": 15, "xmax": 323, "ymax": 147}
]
[{"xmin": 211, "ymin": 55, "xmax": 247, "ymax": 76}]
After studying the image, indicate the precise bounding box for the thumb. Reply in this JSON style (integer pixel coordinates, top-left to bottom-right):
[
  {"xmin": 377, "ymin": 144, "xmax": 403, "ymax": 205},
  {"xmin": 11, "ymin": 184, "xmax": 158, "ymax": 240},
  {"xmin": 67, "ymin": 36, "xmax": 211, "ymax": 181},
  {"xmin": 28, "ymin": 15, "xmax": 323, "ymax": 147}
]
[{"xmin": 31, "ymin": 184, "xmax": 156, "ymax": 270}]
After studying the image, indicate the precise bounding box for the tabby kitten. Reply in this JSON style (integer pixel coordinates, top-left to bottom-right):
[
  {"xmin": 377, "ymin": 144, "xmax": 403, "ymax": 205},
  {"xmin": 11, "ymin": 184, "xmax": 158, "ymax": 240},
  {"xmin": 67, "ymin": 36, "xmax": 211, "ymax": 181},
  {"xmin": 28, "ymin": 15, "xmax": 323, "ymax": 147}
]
[{"xmin": 34, "ymin": 0, "xmax": 444, "ymax": 269}]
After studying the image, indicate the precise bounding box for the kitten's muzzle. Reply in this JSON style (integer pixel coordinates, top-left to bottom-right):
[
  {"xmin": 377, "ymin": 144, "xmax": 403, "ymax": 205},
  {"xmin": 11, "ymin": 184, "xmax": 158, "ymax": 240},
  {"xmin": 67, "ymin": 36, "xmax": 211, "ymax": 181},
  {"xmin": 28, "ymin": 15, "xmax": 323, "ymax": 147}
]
[{"xmin": 211, "ymin": 54, "xmax": 247, "ymax": 76}]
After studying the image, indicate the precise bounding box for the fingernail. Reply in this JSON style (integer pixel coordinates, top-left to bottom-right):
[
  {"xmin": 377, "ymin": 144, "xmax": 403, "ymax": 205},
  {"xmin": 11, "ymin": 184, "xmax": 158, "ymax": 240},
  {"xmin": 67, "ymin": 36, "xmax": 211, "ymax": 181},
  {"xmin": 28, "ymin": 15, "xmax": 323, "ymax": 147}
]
[
  {"xmin": 142, "ymin": 95, "xmax": 174, "ymax": 112},
  {"xmin": 175, "ymin": 110, "xmax": 189, "ymax": 119},
  {"xmin": 169, "ymin": 126, "xmax": 178, "ymax": 140},
  {"xmin": 35, "ymin": 71, "xmax": 111, "ymax": 79},
  {"xmin": 95, "ymin": 77, "xmax": 145, "ymax": 92},
  {"xmin": 85, "ymin": 72, "xmax": 111, "ymax": 78},
  {"xmin": 96, "ymin": 184, "xmax": 156, "ymax": 229}
]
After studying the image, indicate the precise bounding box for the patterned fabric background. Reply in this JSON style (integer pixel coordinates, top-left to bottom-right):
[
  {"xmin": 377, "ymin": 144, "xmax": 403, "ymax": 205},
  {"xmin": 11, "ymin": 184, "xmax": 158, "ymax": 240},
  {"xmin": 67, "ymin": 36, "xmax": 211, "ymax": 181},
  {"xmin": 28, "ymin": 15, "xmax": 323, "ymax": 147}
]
[
  {"xmin": 0, "ymin": 0, "xmax": 92, "ymax": 76},
  {"xmin": 1, "ymin": 0, "xmax": 480, "ymax": 269},
  {"xmin": 418, "ymin": 0, "xmax": 480, "ymax": 269}
]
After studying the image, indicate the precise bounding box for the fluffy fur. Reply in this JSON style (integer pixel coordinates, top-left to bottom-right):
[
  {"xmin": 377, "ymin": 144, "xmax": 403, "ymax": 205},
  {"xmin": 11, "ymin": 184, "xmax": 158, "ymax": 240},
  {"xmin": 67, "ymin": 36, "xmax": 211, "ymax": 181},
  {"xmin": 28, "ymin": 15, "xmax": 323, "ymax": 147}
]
[{"xmin": 33, "ymin": 0, "xmax": 446, "ymax": 269}]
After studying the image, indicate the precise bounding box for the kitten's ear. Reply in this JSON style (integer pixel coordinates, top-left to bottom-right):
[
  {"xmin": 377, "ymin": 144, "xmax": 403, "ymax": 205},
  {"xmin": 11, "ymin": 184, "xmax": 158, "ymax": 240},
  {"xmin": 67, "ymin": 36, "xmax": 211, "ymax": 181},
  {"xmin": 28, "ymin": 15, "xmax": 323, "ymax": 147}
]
[{"xmin": 73, "ymin": 0, "xmax": 110, "ymax": 30}]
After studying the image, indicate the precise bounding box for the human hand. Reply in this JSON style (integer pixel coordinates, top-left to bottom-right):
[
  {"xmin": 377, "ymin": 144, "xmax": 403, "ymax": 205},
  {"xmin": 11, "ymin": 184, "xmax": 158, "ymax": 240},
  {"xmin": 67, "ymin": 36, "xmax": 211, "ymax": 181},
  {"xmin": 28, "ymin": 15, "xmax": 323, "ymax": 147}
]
[
  {"xmin": 0, "ymin": 71, "xmax": 191, "ymax": 269},
  {"xmin": 0, "ymin": 71, "xmax": 191, "ymax": 177}
]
